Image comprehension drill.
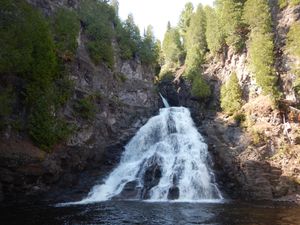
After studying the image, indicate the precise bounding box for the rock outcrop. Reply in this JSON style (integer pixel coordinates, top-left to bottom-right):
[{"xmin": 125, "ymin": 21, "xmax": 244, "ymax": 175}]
[{"xmin": 0, "ymin": 0, "xmax": 159, "ymax": 203}]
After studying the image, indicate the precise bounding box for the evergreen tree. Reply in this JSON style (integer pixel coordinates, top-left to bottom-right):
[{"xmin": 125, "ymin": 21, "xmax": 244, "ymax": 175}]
[
  {"xmin": 215, "ymin": 0, "xmax": 245, "ymax": 52},
  {"xmin": 244, "ymin": 0, "xmax": 278, "ymax": 97},
  {"xmin": 117, "ymin": 13, "xmax": 142, "ymax": 60},
  {"xmin": 139, "ymin": 25, "xmax": 158, "ymax": 65},
  {"xmin": 221, "ymin": 72, "xmax": 243, "ymax": 115},
  {"xmin": 178, "ymin": 2, "xmax": 194, "ymax": 49},
  {"xmin": 185, "ymin": 4, "xmax": 207, "ymax": 74},
  {"xmin": 110, "ymin": 0, "xmax": 119, "ymax": 15},
  {"xmin": 205, "ymin": 6, "xmax": 225, "ymax": 55},
  {"xmin": 162, "ymin": 24, "xmax": 183, "ymax": 65}
]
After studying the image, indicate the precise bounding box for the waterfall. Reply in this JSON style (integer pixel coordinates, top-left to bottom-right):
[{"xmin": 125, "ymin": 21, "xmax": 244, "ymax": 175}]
[
  {"xmin": 159, "ymin": 93, "xmax": 170, "ymax": 108},
  {"xmin": 63, "ymin": 97, "xmax": 222, "ymax": 205}
]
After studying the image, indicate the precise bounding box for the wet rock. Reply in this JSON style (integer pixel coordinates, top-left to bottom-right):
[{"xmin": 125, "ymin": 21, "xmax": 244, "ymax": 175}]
[
  {"xmin": 142, "ymin": 158, "xmax": 162, "ymax": 199},
  {"xmin": 116, "ymin": 180, "xmax": 141, "ymax": 199},
  {"xmin": 168, "ymin": 186, "xmax": 179, "ymax": 200}
]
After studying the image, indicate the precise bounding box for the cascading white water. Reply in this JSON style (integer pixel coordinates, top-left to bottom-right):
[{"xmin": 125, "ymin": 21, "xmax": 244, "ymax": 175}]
[
  {"xmin": 67, "ymin": 96, "xmax": 222, "ymax": 205},
  {"xmin": 159, "ymin": 93, "xmax": 170, "ymax": 108}
]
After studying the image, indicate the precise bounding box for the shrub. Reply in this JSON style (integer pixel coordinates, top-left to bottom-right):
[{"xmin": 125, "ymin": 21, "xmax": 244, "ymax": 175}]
[
  {"xmin": 286, "ymin": 22, "xmax": 300, "ymax": 95},
  {"xmin": 221, "ymin": 72, "xmax": 243, "ymax": 115},
  {"xmin": 79, "ymin": 0, "xmax": 115, "ymax": 68},
  {"xmin": 291, "ymin": 0, "xmax": 300, "ymax": 6},
  {"xmin": 248, "ymin": 31, "xmax": 279, "ymax": 96},
  {"xmin": 279, "ymin": 0, "xmax": 288, "ymax": 9},
  {"xmin": 286, "ymin": 22, "xmax": 300, "ymax": 58},
  {"xmin": 73, "ymin": 96, "xmax": 96, "ymax": 120},
  {"xmin": 52, "ymin": 8, "xmax": 80, "ymax": 60},
  {"xmin": 185, "ymin": 4, "xmax": 207, "ymax": 71},
  {"xmin": 233, "ymin": 112, "xmax": 246, "ymax": 125},
  {"xmin": 162, "ymin": 27, "xmax": 183, "ymax": 65},
  {"xmin": 188, "ymin": 69, "xmax": 211, "ymax": 99},
  {"xmin": 244, "ymin": 0, "xmax": 279, "ymax": 98},
  {"xmin": 0, "ymin": 0, "xmax": 72, "ymax": 150}
]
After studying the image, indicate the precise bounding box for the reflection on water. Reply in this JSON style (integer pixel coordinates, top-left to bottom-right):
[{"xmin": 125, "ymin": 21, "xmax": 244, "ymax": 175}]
[{"xmin": 1, "ymin": 201, "xmax": 300, "ymax": 225}]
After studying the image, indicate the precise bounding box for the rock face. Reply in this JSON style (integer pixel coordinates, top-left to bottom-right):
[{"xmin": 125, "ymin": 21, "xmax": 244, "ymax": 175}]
[
  {"xmin": 0, "ymin": 0, "xmax": 159, "ymax": 203},
  {"xmin": 198, "ymin": 2, "xmax": 300, "ymax": 201}
]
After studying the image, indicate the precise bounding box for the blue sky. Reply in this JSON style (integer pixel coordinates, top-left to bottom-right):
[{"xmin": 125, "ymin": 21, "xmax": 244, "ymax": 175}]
[{"xmin": 117, "ymin": 0, "xmax": 214, "ymax": 41}]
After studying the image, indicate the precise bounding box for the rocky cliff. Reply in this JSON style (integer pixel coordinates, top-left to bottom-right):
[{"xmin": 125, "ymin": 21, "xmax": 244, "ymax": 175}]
[
  {"xmin": 0, "ymin": 0, "xmax": 159, "ymax": 203},
  {"xmin": 202, "ymin": 2, "xmax": 300, "ymax": 202},
  {"xmin": 159, "ymin": 2, "xmax": 300, "ymax": 202}
]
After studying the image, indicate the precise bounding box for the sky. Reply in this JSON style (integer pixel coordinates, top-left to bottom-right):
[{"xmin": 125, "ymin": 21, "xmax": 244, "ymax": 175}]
[{"xmin": 117, "ymin": 0, "xmax": 214, "ymax": 41}]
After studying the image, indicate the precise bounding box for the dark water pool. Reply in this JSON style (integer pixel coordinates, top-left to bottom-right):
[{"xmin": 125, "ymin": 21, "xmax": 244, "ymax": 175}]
[{"xmin": 1, "ymin": 201, "xmax": 300, "ymax": 225}]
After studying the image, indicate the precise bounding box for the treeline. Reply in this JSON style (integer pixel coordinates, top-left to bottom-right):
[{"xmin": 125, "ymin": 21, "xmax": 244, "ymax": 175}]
[
  {"xmin": 0, "ymin": 0, "xmax": 159, "ymax": 150},
  {"xmin": 159, "ymin": 0, "xmax": 283, "ymax": 103}
]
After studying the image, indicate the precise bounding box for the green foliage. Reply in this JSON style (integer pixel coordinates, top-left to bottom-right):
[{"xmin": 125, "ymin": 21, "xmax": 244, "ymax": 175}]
[
  {"xmin": 178, "ymin": 2, "xmax": 194, "ymax": 50},
  {"xmin": 139, "ymin": 25, "xmax": 159, "ymax": 65},
  {"xmin": 52, "ymin": 8, "xmax": 80, "ymax": 60},
  {"xmin": 189, "ymin": 69, "xmax": 211, "ymax": 98},
  {"xmin": 0, "ymin": 0, "xmax": 55, "ymax": 75},
  {"xmin": 0, "ymin": 0, "xmax": 72, "ymax": 149},
  {"xmin": 158, "ymin": 68, "xmax": 174, "ymax": 81},
  {"xmin": 28, "ymin": 90, "xmax": 71, "ymax": 151},
  {"xmin": 73, "ymin": 96, "xmax": 96, "ymax": 120},
  {"xmin": 215, "ymin": 0, "xmax": 246, "ymax": 52},
  {"xmin": 286, "ymin": 22, "xmax": 300, "ymax": 95},
  {"xmin": 185, "ymin": 4, "xmax": 207, "ymax": 72},
  {"xmin": 54, "ymin": 75, "xmax": 74, "ymax": 106},
  {"xmin": 291, "ymin": 0, "xmax": 300, "ymax": 6},
  {"xmin": 205, "ymin": 6, "xmax": 225, "ymax": 55},
  {"xmin": 79, "ymin": 0, "xmax": 115, "ymax": 68},
  {"xmin": 248, "ymin": 31, "xmax": 278, "ymax": 96},
  {"xmin": 244, "ymin": 0, "xmax": 279, "ymax": 97},
  {"xmin": 221, "ymin": 72, "xmax": 243, "ymax": 115},
  {"xmin": 243, "ymin": 0, "xmax": 272, "ymax": 33},
  {"xmin": 233, "ymin": 112, "xmax": 246, "ymax": 124},
  {"xmin": 279, "ymin": 0, "xmax": 288, "ymax": 8},
  {"xmin": 278, "ymin": 0, "xmax": 300, "ymax": 8},
  {"xmin": 162, "ymin": 25, "xmax": 183, "ymax": 65},
  {"xmin": 286, "ymin": 22, "xmax": 300, "ymax": 58},
  {"xmin": 116, "ymin": 14, "xmax": 142, "ymax": 60}
]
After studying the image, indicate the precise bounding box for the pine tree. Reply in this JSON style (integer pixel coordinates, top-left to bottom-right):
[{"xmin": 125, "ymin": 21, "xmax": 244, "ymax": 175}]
[
  {"xmin": 178, "ymin": 2, "xmax": 194, "ymax": 50},
  {"xmin": 215, "ymin": 0, "xmax": 245, "ymax": 52},
  {"xmin": 221, "ymin": 72, "xmax": 243, "ymax": 115},
  {"xmin": 244, "ymin": 0, "xmax": 278, "ymax": 97},
  {"xmin": 204, "ymin": 6, "xmax": 225, "ymax": 55},
  {"xmin": 162, "ymin": 23, "xmax": 183, "ymax": 65},
  {"xmin": 185, "ymin": 4, "xmax": 207, "ymax": 73},
  {"xmin": 139, "ymin": 25, "xmax": 158, "ymax": 65}
]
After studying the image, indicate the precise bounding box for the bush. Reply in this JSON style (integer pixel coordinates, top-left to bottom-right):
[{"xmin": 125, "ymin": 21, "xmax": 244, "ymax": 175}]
[
  {"xmin": 248, "ymin": 31, "xmax": 279, "ymax": 96},
  {"xmin": 73, "ymin": 96, "xmax": 96, "ymax": 120},
  {"xmin": 291, "ymin": 0, "xmax": 300, "ymax": 6},
  {"xmin": 52, "ymin": 8, "xmax": 80, "ymax": 60},
  {"xmin": 286, "ymin": 22, "xmax": 300, "ymax": 95},
  {"xmin": 221, "ymin": 72, "xmax": 243, "ymax": 115},
  {"xmin": 79, "ymin": 0, "xmax": 115, "ymax": 68},
  {"xmin": 244, "ymin": 0, "xmax": 279, "ymax": 98},
  {"xmin": 0, "ymin": 0, "xmax": 72, "ymax": 150},
  {"xmin": 233, "ymin": 112, "xmax": 246, "ymax": 125},
  {"xmin": 162, "ymin": 27, "xmax": 183, "ymax": 65},
  {"xmin": 189, "ymin": 69, "xmax": 211, "ymax": 99},
  {"xmin": 279, "ymin": 0, "xmax": 288, "ymax": 8},
  {"xmin": 28, "ymin": 86, "xmax": 72, "ymax": 150},
  {"xmin": 286, "ymin": 22, "xmax": 300, "ymax": 58}
]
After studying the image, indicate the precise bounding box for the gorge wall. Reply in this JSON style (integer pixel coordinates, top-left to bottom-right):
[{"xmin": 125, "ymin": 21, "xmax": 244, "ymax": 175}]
[
  {"xmin": 1, "ymin": 0, "xmax": 300, "ymax": 204},
  {"xmin": 160, "ymin": 1, "xmax": 300, "ymax": 201},
  {"xmin": 0, "ymin": 0, "xmax": 159, "ymax": 203}
]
